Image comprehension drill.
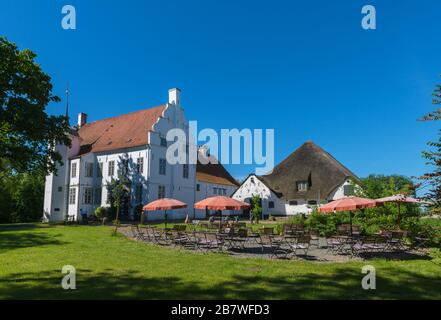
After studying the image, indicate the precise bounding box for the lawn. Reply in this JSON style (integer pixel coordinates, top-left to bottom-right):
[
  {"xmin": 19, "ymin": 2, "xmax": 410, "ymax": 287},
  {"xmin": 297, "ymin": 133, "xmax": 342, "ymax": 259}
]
[{"xmin": 0, "ymin": 224, "xmax": 440, "ymax": 299}]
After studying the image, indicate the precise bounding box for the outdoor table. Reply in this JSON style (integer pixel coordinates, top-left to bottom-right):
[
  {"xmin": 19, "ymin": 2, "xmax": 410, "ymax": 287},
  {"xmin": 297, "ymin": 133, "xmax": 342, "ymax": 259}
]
[
  {"xmin": 226, "ymin": 236, "xmax": 247, "ymax": 249},
  {"xmin": 333, "ymin": 236, "xmax": 356, "ymax": 255}
]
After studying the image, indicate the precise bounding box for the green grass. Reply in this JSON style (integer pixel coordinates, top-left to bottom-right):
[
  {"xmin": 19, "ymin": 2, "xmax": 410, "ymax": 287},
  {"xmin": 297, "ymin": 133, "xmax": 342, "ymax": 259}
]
[{"xmin": 1, "ymin": 224, "xmax": 441, "ymax": 299}]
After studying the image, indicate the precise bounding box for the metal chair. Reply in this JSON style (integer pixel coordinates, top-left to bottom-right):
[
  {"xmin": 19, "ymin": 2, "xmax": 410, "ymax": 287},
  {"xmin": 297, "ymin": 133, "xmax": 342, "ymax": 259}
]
[{"xmin": 258, "ymin": 234, "xmax": 289, "ymax": 259}]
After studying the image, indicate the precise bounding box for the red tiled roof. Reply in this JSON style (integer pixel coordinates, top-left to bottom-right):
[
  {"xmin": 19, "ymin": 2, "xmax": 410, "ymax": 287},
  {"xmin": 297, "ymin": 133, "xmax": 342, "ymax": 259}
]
[
  {"xmin": 76, "ymin": 105, "xmax": 166, "ymax": 156},
  {"xmin": 196, "ymin": 155, "xmax": 239, "ymax": 187}
]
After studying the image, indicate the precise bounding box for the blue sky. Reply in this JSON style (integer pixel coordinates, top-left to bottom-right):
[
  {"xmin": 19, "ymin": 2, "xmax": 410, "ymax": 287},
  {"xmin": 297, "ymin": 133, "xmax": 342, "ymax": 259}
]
[{"xmin": 1, "ymin": 0, "xmax": 441, "ymax": 187}]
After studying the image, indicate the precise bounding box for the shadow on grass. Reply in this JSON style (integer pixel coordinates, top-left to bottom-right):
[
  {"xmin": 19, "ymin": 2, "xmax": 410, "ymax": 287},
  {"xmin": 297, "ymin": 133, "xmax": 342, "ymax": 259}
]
[
  {"xmin": 1, "ymin": 266, "xmax": 440, "ymax": 299},
  {"xmin": 0, "ymin": 226, "xmax": 68, "ymax": 253},
  {"xmin": 0, "ymin": 223, "xmax": 48, "ymax": 232},
  {"xmin": 359, "ymin": 251, "xmax": 432, "ymax": 261}
]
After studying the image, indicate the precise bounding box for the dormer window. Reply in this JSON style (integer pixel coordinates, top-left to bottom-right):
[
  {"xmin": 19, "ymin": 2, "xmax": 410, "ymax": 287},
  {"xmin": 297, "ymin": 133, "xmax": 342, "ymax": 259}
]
[{"xmin": 297, "ymin": 181, "xmax": 308, "ymax": 192}]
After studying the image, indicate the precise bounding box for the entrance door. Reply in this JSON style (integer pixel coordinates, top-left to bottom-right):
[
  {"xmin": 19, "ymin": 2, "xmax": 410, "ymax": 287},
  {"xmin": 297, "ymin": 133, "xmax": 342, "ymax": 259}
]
[{"xmin": 120, "ymin": 194, "xmax": 130, "ymax": 218}]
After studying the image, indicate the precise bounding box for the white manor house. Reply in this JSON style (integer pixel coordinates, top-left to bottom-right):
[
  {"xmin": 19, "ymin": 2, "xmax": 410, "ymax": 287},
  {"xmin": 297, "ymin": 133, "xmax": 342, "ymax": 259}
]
[
  {"xmin": 43, "ymin": 88, "xmax": 357, "ymax": 222},
  {"xmin": 43, "ymin": 88, "xmax": 238, "ymax": 222}
]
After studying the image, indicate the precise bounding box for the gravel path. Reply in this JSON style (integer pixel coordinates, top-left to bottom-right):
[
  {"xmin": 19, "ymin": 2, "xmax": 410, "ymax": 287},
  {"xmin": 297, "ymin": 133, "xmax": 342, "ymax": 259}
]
[{"xmin": 117, "ymin": 226, "xmax": 428, "ymax": 263}]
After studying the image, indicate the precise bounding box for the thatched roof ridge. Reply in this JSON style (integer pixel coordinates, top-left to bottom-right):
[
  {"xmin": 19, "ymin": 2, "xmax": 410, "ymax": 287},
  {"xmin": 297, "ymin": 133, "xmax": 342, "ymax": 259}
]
[{"xmin": 258, "ymin": 141, "xmax": 357, "ymax": 200}]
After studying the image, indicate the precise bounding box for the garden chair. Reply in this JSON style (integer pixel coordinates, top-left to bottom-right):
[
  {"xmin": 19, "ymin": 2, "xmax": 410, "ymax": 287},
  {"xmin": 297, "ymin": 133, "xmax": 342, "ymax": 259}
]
[
  {"xmin": 205, "ymin": 232, "xmax": 224, "ymax": 251},
  {"xmin": 182, "ymin": 231, "xmax": 199, "ymax": 250},
  {"xmin": 282, "ymin": 224, "xmax": 294, "ymax": 235},
  {"xmin": 388, "ymin": 231, "xmax": 408, "ymax": 251},
  {"xmin": 307, "ymin": 230, "xmax": 320, "ymax": 247},
  {"xmin": 326, "ymin": 236, "xmax": 349, "ymax": 254},
  {"xmin": 135, "ymin": 225, "xmax": 150, "ymax": 242},
  {"xmin": 411, "ymin": 231, "xmax": 433, "ymax": 251},
  {"xmin": 293, "ymin": 234, "xmax": 311, "ymax": 256},
  {"xmin": 228, "ymin": 228, "xmax": 247, "ymax": 249},
  {"xmin": 352, "ymin": 236, "xmax": 385, "ymax": 255},
  {"xmin": 352, "ymin": 225, "xmax": 362, "ymax": 236},
  {"xmin": 131, "ymin": 225, "xmax": 142, "ymax": 240},
  {"xmin": 147, "ymin": 226, "xmax": 166, "ymax": 245},
  {"xmin": 170, "ymin": 229, "xmax": 189, "ymax": 247},
  {"xmin": 258, "ymin": 234, "xmax": 289, "ymax": 259},
  {"xmin": 220, "ymin": 227, "xmax": 237, "ymax": 250},
  {"xmin": 193, "ymin": 231, "xmax": 211, "ymax": 252},
  {"xmin": 337, "ymin": 224, "xmax": 350, "ymax": 236}
]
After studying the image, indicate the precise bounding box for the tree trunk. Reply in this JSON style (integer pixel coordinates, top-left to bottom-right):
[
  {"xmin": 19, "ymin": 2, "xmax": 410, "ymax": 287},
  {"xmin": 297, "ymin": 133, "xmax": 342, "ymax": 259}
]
[{"xmin": 114, "ymin": 205, "xmax": 120, "ymax": 234}]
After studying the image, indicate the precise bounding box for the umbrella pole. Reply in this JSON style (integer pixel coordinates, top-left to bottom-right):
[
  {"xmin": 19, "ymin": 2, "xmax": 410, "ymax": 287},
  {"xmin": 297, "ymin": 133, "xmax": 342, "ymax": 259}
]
[
  {"xmin": 165, "ymin": 210, "xmax": 167, "ymax": 229},
  {"xmin": 349, "ymin": 211, "xmax": 353, "ymax": 237},
  {"xmin": 219, "ymin": 210, "xmax": 222, "ymax": 231},
  {"xmin": 397, "ymin": 203, "xmax": 401, "ymax": 227}
]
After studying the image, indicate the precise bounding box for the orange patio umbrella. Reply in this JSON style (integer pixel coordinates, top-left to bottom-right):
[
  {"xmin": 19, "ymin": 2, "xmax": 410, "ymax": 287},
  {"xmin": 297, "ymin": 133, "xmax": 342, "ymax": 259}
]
[
  {"xmin": 375, "ymin": 194, "xmax": 426, "ymax": 225},
  {"xmin": 143, "ymin": 198, "xmax": 187, "ymax": 229},
  {"xmin": 318, "ymin": 196, "xmax": 379, "ymax": 235},
  {"xmin": 194, "ymin": 196, "xmax": 251, "ymax": 230}
]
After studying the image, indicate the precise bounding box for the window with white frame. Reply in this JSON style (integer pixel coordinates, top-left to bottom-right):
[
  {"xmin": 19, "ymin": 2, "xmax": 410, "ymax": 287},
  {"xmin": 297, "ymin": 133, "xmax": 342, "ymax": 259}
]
[
  {"xmin": 213, "ymin": 187, "xmax": 218, "ymax": 195},
  {"xmin": 137, "ymin": 157, "xmax": 144, "ymax": 174},
  {"xmin": 343, "ymin": 184, "xmax": 355, "ymax": 196},
  {"xmin": 83, "ymin": 188, "xmax": 93, "ymax": 204},
  {"xmin": 69, "ymin": 188, "xmax": 76, "ymax": 205},
  {"xmin": 108, "ymin": 161, "xmax": 115, "ymax": 177},
  {"xmin": 106, "ymin": 189, "xmax": 111, "ymax": 204},
  {"xmin": 71, "ymin": 163, "xmax": 77, "ymax": 178},
  {"xmin": 85, "ymin": 162, "xmax": 94, "ymax": 177},
  {"xmin": 158, "ymin": 185, "xmax": 166, "ymax": 199},
  {"xmin": 97, "ymin": 162, "xmax": 103, "ymax": 177},
  {"xmin": 296, "ymin": 181, "xmax": 308, "ymax": 192},
  {"xmin": 159, "ymin": 158, "xmax": 166, "ymax": 175},
  {"xmin": 94, "ymin": 187, "xmax": 102, "ymax": 205},
  {"xmin": 183, "ymin": 164, "xmax": 189, "ymax": 179}
]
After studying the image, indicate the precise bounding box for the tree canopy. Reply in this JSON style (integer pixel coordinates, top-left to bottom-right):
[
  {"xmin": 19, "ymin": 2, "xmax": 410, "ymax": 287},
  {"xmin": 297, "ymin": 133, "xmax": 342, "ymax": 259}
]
[
  {"xmin": 419, "ymin": 75, "xmax": 441, "ymax": 212},
  {"xmin": 0, "ymin": 37, "xmax": 70, "ymax": 175},
  {"xmin": 361, "ymin": 174, "xmax": 417, "ymax": 199}
]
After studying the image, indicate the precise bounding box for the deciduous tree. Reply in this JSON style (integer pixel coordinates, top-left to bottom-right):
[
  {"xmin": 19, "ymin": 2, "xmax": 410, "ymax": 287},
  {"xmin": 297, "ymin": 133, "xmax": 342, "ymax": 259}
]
[
  {"xmin": 0, "ymin": 37, "xmax": 70, "ymax": 175},
  {"xmin": 419, "ymin": 76, "xmax": 441, "ymax": 212}
]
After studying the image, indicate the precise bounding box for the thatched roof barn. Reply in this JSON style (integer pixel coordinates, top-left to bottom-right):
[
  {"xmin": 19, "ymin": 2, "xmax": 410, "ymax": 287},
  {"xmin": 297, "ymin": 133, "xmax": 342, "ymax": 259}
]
[
  {"xmin": 259, "ymin": 140, "xmax": 357, "ymax": 200},
  {"xmin": 232, "ymin": 141, "xmax": 358, "ymax": 216}
]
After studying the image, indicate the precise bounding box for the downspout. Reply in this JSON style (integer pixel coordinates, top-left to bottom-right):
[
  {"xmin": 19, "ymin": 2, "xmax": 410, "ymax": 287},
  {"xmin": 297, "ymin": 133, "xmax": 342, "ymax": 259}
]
[{"xmin": 77, "ymin": 159, "xmax": 81, "ymax": 221}]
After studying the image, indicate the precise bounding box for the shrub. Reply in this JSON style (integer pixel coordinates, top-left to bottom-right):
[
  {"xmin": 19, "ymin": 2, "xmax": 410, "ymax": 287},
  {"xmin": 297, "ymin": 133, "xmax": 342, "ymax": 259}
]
[
  {"xmin": 95, "ymin": 207, "xmax": 106, "ymax": 220},
  {"xmin": 251, "ymin": 195, "xmax": 262, "ymax": 223},
  {"xmin": 287, "ymin": 215, "xmax": 306, "ymax": 225},
  {"xmin": 304, "ymin": 211, "xmax": 340, "ymax": 237}
]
